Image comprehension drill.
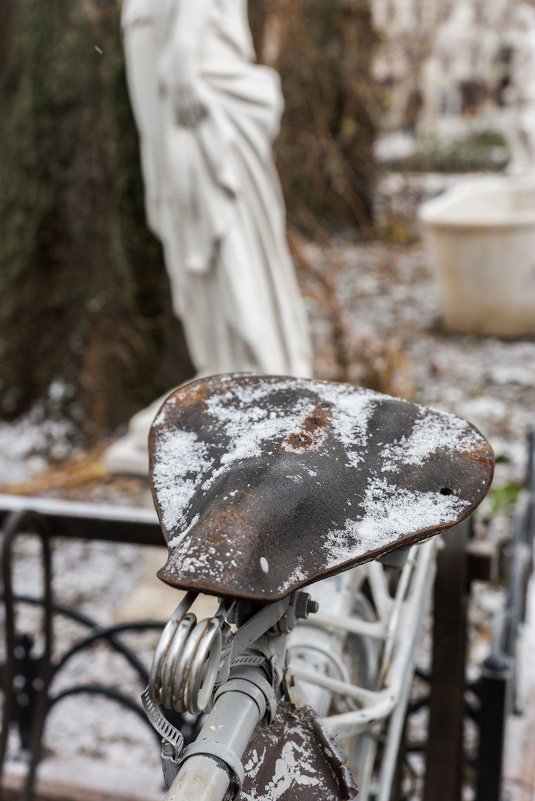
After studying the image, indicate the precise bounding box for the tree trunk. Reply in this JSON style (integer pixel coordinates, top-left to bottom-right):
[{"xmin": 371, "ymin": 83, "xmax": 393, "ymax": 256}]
[
  {"xmin": 0, "ymin": 0, "xmax": 194, "ymax": 440},
  {"xmin": 0, "ymin": 0, "xmax": 10, "ymax": 110}
]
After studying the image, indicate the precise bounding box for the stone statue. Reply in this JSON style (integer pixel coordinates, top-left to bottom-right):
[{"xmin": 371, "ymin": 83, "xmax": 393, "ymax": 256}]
[{"xmin": 106, "ymin": 0, "xmax": 312, "ymax": 474}]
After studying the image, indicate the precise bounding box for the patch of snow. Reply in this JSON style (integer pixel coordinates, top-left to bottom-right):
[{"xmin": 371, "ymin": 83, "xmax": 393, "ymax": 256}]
[
  {"xmin": 205, "ymin": 382, "xmax": 311, "ymax": 466},
  {"xmin": 242, "ymin": 717, "xmax": 345, "ymax": 801},
  {"xmin": 323, "ymin": 477, "xmax": 470, "ymax": 568},
  {"xmin": 151, "ymin": 429, "xmax": 213, "ymax": 534},
  {"xmin": 489, "ymin": 366, "xmax": 535, "ymax": 387},
  {"xmin": 0, "ymin": 420, "xmax": 48, "ymax": 484},
  {"xmin": 244, "ymin": 747, "xmax": 267, "ymax": 780},
  {"xmin": 0, "ymin": 408, "xmax": 76, "ymax": 485},
  {"xmin": 277, "ymin": 560, "xmax": 307, "ymax": 595},
  {"xmin": 375, "ymin": 132, "xmax": 417, "ymax": 162},
  {"xmin": 262, "ymin": 738, "xmax": 320, "ymax": 799},
  {"xmin": 381, "ymin": 407, "xmax": 480, "ymax": 473},
  {"xmin": 314, "ymin": 383, "xmax": 377, "ymax": 468}
]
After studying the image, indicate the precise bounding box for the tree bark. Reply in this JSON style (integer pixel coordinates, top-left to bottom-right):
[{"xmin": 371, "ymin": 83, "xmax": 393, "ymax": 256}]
[
  {"xmin": 0, "ymin": 0, "xmax": 10, "ymax": 115},
  {"xmin": 0, "ymin": 0, "xmax": 194, "ymax": 440}
]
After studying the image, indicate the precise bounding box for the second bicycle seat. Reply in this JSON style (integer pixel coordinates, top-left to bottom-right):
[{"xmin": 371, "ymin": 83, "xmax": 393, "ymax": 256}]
[{"xmin": 149, "ymin": 373, "xmax": 494, "ymax": 601}]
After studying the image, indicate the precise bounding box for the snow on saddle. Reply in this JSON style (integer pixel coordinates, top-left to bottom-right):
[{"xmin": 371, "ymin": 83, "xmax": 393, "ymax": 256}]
[{"xmin": 149, "ymin": 374, "xmax": 494, "ymax": 601}]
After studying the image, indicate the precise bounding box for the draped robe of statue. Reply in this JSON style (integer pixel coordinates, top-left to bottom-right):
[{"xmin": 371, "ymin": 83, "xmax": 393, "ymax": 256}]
[
  {"xmin": 106, "ymin": 0, "xmax": 312, "ymax": 473},
  {"xmin": 123, "ymin": 0, "xmax": 311, "ymax": 375}
]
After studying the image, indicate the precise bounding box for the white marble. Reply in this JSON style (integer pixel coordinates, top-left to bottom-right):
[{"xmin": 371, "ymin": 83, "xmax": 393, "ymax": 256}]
[{"xmin": 107, "ymin": 0, "xmax": 312, "ymax": 474}]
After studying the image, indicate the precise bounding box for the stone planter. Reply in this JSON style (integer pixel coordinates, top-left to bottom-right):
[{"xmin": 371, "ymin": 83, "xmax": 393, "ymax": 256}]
[{"xmin": 419, "ymin": 176, "xmax": 535, "ymax": 336}]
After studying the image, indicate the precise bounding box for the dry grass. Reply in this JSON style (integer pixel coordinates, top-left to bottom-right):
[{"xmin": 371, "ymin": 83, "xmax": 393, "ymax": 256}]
[{"xmin": 0, "ymin": 448, "xmax": 146, "ymax": 503}]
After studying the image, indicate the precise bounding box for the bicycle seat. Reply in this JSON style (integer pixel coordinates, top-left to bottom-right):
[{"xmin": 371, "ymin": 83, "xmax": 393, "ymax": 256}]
[{"xmin": 149, "ymin": 374, "xmax": 494, "ymax": 601}]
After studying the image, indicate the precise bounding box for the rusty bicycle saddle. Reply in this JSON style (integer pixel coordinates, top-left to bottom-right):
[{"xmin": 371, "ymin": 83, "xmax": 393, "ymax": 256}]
[{"xmin": 149, "ymin": 373, "xmax": 494, "ymax": 601}]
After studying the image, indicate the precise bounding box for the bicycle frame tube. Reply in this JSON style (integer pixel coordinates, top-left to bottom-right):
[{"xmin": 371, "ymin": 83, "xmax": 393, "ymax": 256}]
[
  {"xmin": 318, "ymin": 540, "xmax": 437, "ymax": 738},
  {"xmin": 164, "ymin": 686, "xmax": 263, "ymax": 801},
  {"xmin": 287, "ymin": 539, "xmax": 438, "ymax": 801}
]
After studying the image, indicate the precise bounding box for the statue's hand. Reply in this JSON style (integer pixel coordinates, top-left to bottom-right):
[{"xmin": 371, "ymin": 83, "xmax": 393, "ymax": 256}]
[
  {"xmin": 157, "ymin": 51, "xmax": 207, "ymax": 128},
  {"xmin": 170, "ymin": 83, "xmax": 208, "ymax": 128}
]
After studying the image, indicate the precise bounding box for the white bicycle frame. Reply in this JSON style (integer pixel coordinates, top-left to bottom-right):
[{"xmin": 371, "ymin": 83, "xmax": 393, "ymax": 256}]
[
  {"xmin": 287, "ymin": 538, "xmax": 437, "ymax": 801},
  {"xmin": 162, "ymin": 537, "xmax": 438, "ymax": 801}
]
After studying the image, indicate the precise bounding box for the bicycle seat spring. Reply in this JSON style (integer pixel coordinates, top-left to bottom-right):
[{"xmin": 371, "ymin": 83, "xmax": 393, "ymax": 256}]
[{"xmin": 149, "ymin": 592, "xmax": 224, "ymax": 715}]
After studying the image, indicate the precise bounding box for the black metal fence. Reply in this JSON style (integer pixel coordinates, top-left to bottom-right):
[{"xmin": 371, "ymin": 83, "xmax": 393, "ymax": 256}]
[{"xmin": 0, "ymin": 498, "xmax": 169, "ymax": 801}]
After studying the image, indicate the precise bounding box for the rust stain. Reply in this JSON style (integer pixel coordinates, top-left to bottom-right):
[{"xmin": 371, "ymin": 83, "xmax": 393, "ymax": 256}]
[
  {"xmin": 286, "ymin": 431, "xmax": 315, "ymax": 449},
  {"xmin": 466, "ymin": 448, "xmax": 494, "ymax": 465},
  {"xmin": 283, "ymin": 403, "xmax": 332, "ymax": 451},
  {"xmin": 181, "ymin": 382, "xmax": 207, "ymax": 406}
]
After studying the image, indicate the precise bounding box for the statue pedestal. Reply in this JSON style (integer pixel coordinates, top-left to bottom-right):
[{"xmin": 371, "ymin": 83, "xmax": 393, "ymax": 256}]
[
  {"xmin": 104, "ymin": 435, "xmax": 150, "ymax": 476},
  {"xmin": 104, "ymin": 394, "xmax": 168, "ymax": 476}
]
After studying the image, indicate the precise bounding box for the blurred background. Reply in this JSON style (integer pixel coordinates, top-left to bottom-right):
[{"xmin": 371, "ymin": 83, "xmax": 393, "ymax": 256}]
[{"xmin": 1, "ymin": 1, "xmax": 535, "ymax": 798}]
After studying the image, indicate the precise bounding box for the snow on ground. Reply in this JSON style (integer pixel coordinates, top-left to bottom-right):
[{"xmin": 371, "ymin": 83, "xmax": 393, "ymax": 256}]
[
  {"xmin": 0, "ymin": 419, "xmax": 48, "ymax": 484},
  {"xmin": 0, "ymin": 381, "xmax": 79, "ymax": 485}
]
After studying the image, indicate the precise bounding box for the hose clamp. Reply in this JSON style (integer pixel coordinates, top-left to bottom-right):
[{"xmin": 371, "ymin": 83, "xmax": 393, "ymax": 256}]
[{"xmin": 215, "ymin": 667, "xmax": 277, "ymax": 723}]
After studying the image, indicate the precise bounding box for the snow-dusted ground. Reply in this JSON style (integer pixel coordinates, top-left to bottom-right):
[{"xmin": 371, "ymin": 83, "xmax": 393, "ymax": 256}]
[
  {"xmin": 316, "ymin": 239, "xmax": 535, "ymax": 466},
  {"xmin": 0, "ymin": 380, "xmax": 80, "ymax": 485},
  {"xmin": 2, "ymin": 173, "xmax": 535, "ymax": 793}
]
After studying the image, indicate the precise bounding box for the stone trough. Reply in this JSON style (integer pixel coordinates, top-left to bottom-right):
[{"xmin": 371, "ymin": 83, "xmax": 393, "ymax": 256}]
[{"xmin": 419, "ymin": 176, "xmax": 535, "ymax": 337}]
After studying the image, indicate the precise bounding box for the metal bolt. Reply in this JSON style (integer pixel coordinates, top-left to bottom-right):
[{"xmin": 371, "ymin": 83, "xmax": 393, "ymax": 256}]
[
  {"xmin": 307, "ymin": 599, "xmax": 319, "ymax": 615},
  {"xmin": 294, "ymin": 592, "xmax": 319, "ymax": 619}
]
